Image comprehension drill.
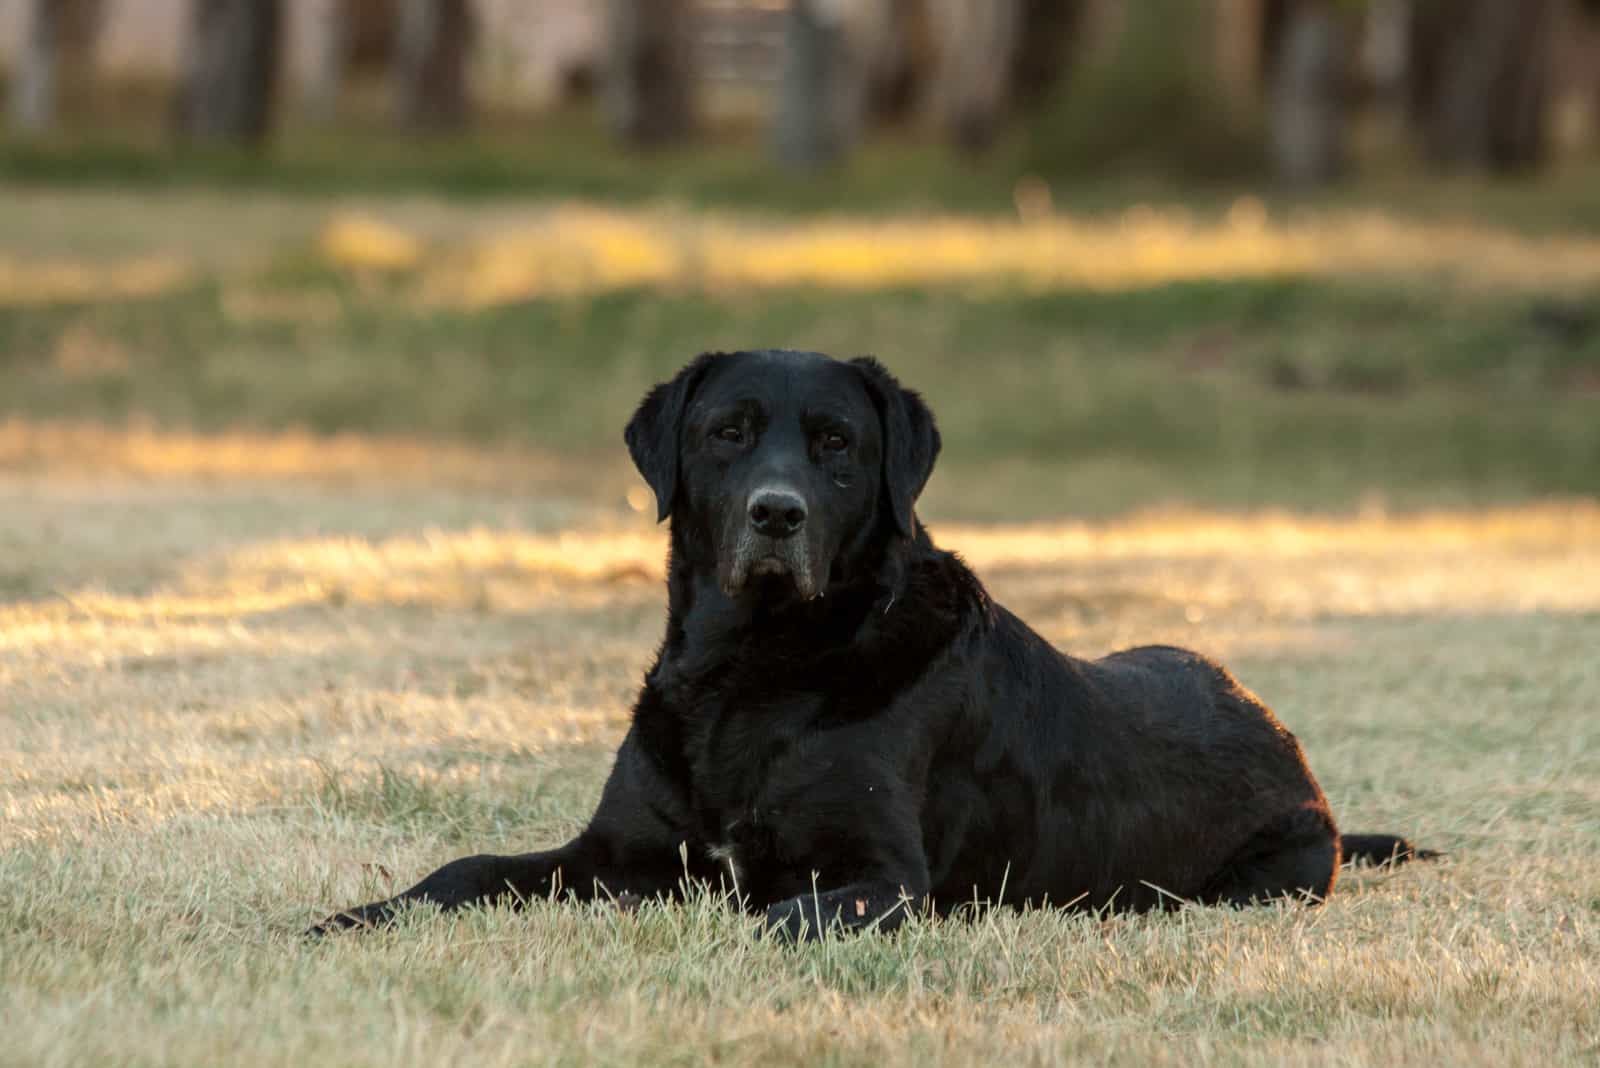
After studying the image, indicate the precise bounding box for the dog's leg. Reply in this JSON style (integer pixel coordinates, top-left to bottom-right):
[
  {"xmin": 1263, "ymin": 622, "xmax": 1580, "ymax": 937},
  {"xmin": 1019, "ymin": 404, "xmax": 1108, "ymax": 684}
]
[
  {"xmin": 1340, "ymin": 832, "xmax": 1440, "ymax": 867},
  {"xmin": 1198, "ymin": 802, "xmax": 1341, "ymax": 908},
  {"xmin": 763, "ymin": 879, "xmax": 927, "ymax": 942},
  {"xmin": 757, "ymin": 771, "xmax": 933, "ymax": 941},
  {"xmin": 310, "ymin": 839, "xmax": 609, "ymax": 933},
  {"xmin": 311, "ymin": 729, "xmax": 707, "ymax": 934}
]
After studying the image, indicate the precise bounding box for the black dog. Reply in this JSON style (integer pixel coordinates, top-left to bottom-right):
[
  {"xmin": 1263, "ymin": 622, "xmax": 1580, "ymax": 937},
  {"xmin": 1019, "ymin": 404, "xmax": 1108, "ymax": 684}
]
[{"xmin": 315, "ymin": 349, "xmax": 1430, "ymax": 939}]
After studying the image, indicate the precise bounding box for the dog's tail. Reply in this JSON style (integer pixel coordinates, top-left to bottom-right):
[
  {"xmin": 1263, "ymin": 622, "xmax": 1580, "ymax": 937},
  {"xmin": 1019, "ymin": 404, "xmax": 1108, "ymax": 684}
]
[{"xmin": 1340, "ymin": 832, "xmax": 1441, "ymax": 868}]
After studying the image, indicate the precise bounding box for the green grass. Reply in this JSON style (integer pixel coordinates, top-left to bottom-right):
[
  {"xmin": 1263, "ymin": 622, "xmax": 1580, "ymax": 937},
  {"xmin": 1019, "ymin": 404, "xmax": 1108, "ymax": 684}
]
[
  {"xmin": 6, "ymin": 271, "xmax": 1598, "ymax": 517},
  {"xmin": 5, "ymin": 114, "xmax": 1600, "ymax": 234},
  {"xmin": 0, "ymin": 115, "xmax": 1033, "ymax": 215}
]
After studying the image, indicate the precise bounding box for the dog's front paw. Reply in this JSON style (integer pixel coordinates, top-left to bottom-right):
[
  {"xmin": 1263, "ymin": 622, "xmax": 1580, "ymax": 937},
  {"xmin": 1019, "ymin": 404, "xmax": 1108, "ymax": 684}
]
[
  {"xmin": 307, "ymin": 854, "xmax": 512, "ymax": 936},
  {"xmin": 763, "ymin": 896, "xmax": 829, "ymax": 943},
  {"xmin": 306, "ymin": 898, "xmax": 401, "ymax": 937},
  {"xmin": 762, "ymin": 884, "xmax": 917, "ymax": 942}
]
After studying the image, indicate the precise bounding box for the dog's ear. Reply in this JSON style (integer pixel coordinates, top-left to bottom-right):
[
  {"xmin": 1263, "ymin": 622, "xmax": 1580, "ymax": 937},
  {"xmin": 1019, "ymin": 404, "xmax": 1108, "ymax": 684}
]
[
  {"xmin": 624, "ymin": 354, "xmax": 718, "ymax": 522},
  {"xmin": 850, "ymin": 357, "xmax": 941, "ymax": 539}
]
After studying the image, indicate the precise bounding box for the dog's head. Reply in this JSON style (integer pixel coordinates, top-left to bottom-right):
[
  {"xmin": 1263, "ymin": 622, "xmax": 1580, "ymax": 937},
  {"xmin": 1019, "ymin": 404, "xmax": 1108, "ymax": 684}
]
[{"xmin": 625, "ymin": 350, "xmax": 940, "ymax": 602}]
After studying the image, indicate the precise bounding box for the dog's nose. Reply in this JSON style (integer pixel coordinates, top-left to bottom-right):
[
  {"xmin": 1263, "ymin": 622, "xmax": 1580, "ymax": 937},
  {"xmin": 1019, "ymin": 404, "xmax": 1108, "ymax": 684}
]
[{"xmin": 748, "ymin": 488, "xmax": 807, "ymax": 539}]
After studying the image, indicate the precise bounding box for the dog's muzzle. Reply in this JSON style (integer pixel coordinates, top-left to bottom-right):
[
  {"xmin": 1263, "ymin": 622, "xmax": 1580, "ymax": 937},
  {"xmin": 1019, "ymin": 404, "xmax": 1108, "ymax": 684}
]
[{"xmin": 719, "ymin": 486, "xmax": 823, "ymax": 599}]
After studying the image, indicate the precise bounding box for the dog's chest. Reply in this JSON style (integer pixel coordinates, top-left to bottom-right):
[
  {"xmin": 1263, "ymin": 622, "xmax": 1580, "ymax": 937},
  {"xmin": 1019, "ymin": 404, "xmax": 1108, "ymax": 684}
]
[
  {"xmin": 698, "ymin": 799, "xmax": 772, "ymax": 894},
  {"xmin": 679, "ymin": 691, "xmax": 822, "ymax": 891}
]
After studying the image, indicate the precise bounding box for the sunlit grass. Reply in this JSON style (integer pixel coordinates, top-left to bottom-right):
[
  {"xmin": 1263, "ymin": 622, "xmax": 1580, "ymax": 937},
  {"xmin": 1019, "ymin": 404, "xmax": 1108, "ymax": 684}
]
[
  {"xmin": 0, "ymin": 252, "xmax": 192, "ymax": 306},
  {"xmin": 0, "ymin": 420, "xmax": 569, "ymax": 488},
  {"xmin": 315, "ymin": 201, "xmax": 1600, "ymax": 309},
  {"xmin": 7, "ymin": 498, "xmax": 1597, "ymax": 639},
  {"xmin": 7, "ymin": 195, "xmax": 1600, "ymax": 309}
]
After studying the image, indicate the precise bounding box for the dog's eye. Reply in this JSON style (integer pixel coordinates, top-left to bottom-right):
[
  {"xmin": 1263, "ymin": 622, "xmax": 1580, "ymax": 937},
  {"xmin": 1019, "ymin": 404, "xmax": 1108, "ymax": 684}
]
[
  {"xmin": 715, "ymin": 426, "xmax": 745, "ymax": 444},
  {"xmin": 821, "ymin": 432, "xmax": 848, "ymax": 452}
]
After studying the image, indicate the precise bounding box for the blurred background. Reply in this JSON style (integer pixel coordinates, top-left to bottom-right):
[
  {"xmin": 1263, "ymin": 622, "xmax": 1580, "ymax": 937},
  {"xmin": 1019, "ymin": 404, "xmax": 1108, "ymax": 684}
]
[{"xmin": 2, "ymin": 0, "xmax": 1598, "ymax": 520}]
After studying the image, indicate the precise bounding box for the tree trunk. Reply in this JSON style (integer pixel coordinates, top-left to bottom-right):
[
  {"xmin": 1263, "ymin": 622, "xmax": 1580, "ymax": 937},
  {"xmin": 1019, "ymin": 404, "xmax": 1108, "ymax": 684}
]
[
  {"xmin": 7, "ymin": 0, "xmax": 58, "ymax": 133},
  {"xmin": 393, "ymin": 0, "xmax": 472, "ymax": 131},
  {"xmin": 606, "ymin": 0, "xmax": 696, "ymax": 147},
  {"xmin": 1269, "ymin": 0, "xmax": 1346, "ymax": 185},
  {"xmin": 302, "ymin": 0, "xmax": 348, "ymax": 123},
  {"xmin": 175, "ymin": 0, "xmax": 283, "ymax": 144},
  {"xmin": 1408, "ymin": 0, "xmax": 1558, "ymax": 171},
  {"xmin": 859, "ymin": 0, "xmax": 926, "ymax": 128},
  {"xmin": 8, "ymin": 0, "xmax": 103, "ymax": 133},
  {"xmin": 773, "ymin": 0, "xmax": 863, "ymax": 167},
  {"xmin": 927, "ymin": 0, "xmax": 1021, "ymax": 154},
  {"xmin": 1010, "ymin": 0, "xmax": 1084, "ymax": 112}
]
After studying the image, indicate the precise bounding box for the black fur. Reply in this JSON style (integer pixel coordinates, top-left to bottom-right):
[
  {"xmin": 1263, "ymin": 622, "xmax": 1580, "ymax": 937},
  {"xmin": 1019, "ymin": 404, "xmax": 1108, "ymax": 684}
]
[{"xmin": 313, "ymin": 349, "xmax": 1432, "ymax": 940}]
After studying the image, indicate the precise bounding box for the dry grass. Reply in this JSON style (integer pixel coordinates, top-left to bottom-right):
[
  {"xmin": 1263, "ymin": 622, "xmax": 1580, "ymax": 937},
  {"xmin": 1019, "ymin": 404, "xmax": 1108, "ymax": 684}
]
[
  {"xmin": 0, "ymin": 420, "xmax": 585, "ymax": 492},
  {"xmin": 2, "ymin": 462, "xmax": 1598, "ymax": 1066}
]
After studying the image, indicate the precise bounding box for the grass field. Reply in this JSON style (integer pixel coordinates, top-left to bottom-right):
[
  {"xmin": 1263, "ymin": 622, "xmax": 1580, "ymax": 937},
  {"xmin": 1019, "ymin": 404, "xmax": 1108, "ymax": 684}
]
[
  {"xmin": 2, "ymin": 179, "xmax": 1599, "ymax": 1065},
  {"xmin": 3, "ymin": 472, "xmax": 1598, "ymax": 1065}
]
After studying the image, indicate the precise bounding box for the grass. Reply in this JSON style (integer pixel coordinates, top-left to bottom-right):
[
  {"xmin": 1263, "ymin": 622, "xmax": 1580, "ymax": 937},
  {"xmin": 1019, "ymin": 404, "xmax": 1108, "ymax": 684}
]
[
  {"xmin": 2, "ymin": 475, "xmax": 1598, "ymax": 1066},
  {"xmin": 2, "ymin": 189, "xmax": 1599, "ymax": 519},
  {"xmin": 1, "ymin": 178, "xmax": 1598, "ymax": 1063},
  {"xmin": 3, "ymin": 113, "xmax": 1600, "ymax": 234},
  {"xmin": 3, "ymin": 263, "xmax": 1598, "ymax": 516}
]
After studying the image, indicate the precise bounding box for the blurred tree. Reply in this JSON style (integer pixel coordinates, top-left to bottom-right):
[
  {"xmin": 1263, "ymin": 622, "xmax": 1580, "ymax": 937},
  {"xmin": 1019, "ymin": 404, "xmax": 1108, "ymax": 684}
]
[
  {"xmin": 927, "ymin": 0, "xmax": 1022, "ymax": 154},
  {"xmin": 347, "ymin": 0, "xmax": 401, "ymax": 71},
  {"xmin": 1027, "ymin": 0, "xmax": 1264, "ymax": 178},
  {"xmin": 919, "ymin": 0, "xmax": 1085, "ymax": 155},
  {"xmin": 1582, "ymin": 0, "xmax": 1600, "ymax": 142},
  {"xmin": 393, "ymin": 0, "xmax": 473, "ymax": 130},
  {"xmin": 304, "ymin": 0, "xmax": 406, "ymax": 122},
  {"xmin": 862, "ymin": 0, "xmax": 930, "ymax": 127},
  {"xmin": 174, "ymin": 0, "xmax": 283, "ymax": 144},
  {"xmin": 1408, "ymin": 0, "xmax": 1558, "ymax": 171},
  {"xmin": 1267, "ymin": 0, "xmax": 1349, "ymax": 185},
  {"xmin": 1009, "ymin": 0, "xmax": 1085, "ymax": 112},
  {"xmin": 303, "ymin": 0, "xmax": 348, "ymax": 123},
  {"xmin": 6, "ymin": 0, "xmax": 103, "ymax": 133},
  {"xmin": 606, "ymin": 0, "xmax": 696, "ymax": 146},
  {"xmin": 773, "ymin": 0, "xmax": 863, "ymax": 167}
]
